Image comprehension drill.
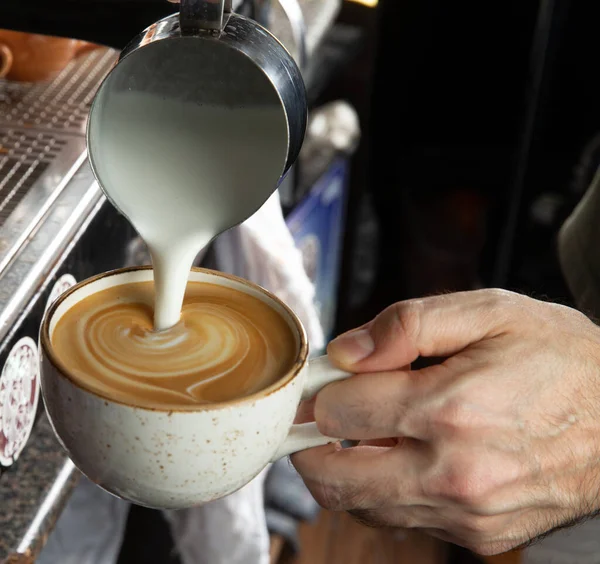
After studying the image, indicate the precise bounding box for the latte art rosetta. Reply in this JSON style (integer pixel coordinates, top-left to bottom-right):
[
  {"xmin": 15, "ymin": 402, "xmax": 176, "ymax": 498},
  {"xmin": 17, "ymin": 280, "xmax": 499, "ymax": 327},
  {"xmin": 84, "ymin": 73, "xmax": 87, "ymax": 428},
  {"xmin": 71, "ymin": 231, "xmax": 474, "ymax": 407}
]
[
  {"xmin": 83, "ymin": 303, "xmax": 267, "ymax": 401},
  {"xmin": 52, "ymin": 281, "xmax": 297, "ymax": 409}
]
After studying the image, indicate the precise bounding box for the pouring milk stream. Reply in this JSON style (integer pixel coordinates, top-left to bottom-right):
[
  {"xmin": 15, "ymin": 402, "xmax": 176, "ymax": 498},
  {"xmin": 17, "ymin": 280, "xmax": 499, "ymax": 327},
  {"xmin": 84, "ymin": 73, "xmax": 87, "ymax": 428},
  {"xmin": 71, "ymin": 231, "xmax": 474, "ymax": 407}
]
[
  {"xmin": 90, "ymin": 92, "xmax": 288, "ymax": 330},
  {"xmin": 86, "ymin": 9, "xmax": 305, "ymax": 331}
]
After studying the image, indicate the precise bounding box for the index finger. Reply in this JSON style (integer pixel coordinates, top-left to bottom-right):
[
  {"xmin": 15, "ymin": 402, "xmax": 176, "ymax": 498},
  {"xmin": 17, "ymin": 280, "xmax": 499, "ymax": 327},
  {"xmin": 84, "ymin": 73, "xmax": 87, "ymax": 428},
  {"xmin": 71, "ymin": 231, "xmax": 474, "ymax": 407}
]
[{"xmin": 328, "ymin": 289, "xmax": 519, "ymax": 373}]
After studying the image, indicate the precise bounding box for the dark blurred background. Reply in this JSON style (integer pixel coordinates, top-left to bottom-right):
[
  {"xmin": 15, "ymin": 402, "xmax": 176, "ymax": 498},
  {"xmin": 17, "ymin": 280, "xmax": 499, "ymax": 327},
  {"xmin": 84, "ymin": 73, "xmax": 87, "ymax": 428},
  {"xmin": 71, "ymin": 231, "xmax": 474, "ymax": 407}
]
[{"xmin": 333, "ymin": 0, "xmax": 600, "ymax": 337}]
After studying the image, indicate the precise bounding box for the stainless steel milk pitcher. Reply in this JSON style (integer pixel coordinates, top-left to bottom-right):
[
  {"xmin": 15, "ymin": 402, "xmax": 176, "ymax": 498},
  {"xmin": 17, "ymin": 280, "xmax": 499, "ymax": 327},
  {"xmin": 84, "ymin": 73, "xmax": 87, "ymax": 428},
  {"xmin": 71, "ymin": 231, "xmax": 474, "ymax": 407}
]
[{"xmin": 87, "ymin": 0, "xmax": 308, "ymax": 215}]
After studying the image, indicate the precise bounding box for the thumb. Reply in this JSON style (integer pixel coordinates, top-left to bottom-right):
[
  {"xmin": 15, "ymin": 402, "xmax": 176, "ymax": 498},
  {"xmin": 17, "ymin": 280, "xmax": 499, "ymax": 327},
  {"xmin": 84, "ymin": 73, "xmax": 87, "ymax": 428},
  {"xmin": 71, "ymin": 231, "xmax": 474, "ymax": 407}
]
[{"xmin": 327, "ymin": 289, "xmax": 515, "ymax": 372}]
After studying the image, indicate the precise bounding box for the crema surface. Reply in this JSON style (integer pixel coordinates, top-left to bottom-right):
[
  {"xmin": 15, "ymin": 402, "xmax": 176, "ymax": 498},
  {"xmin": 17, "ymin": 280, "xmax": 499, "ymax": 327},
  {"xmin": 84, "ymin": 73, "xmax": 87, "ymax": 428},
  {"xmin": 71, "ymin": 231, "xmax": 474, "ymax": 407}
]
[{"xmin": 52, "ymin": 281, "xmax": 297, "ymax": 409}]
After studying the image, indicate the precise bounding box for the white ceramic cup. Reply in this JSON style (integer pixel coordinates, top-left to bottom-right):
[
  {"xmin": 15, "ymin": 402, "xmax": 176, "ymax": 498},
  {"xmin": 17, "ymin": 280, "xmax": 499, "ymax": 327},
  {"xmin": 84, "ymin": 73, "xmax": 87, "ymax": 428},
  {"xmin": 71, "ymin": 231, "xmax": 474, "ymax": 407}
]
[{"xmin": 39, "ymin": 266, "xmax": 351, "ymax": 509}]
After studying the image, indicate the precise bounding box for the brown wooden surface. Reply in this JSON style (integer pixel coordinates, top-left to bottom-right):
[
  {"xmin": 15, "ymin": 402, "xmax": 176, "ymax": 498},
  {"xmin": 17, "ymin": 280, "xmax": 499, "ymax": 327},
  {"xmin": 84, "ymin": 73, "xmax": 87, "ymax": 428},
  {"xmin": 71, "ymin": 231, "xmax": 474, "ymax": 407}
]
[{"xmin": 288, "ymin": 510, "xmax": 449, "ymax": 564}]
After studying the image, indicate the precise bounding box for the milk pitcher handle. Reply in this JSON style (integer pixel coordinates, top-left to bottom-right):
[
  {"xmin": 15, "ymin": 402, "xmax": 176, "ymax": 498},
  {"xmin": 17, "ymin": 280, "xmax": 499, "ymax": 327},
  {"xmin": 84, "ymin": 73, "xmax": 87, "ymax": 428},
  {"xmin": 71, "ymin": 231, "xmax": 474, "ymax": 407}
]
[
  {"xmin": 271, "ymin": 356, "xmax": 352, "ymax": 461},
  {"xmin": 180, "ymin": 0, "xmax": 233, "ymax": 33}
]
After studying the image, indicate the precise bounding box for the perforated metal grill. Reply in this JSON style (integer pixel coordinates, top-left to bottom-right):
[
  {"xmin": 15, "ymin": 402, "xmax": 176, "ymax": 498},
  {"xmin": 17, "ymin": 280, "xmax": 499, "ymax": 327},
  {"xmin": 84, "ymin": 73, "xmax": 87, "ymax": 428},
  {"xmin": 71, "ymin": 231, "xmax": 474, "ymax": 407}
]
[
  {"xmin": 0, "ymin": 47, "xmax": 114, "ymax": 235},
  {"xmin": 0, "ymin": 49, "xmax": 117, "ymax": 134},
  {"xmin": 0, "ymin": 130, "xmax": 69, "ymax": 222}
]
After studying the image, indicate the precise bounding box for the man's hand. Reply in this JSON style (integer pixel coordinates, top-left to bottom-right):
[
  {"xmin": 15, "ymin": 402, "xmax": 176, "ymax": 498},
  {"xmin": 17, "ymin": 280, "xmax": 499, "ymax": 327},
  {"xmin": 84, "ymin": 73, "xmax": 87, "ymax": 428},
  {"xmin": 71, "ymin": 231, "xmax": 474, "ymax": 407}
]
[{"xmin": 291, "ymin": 289, "xmax": 600, "ymax": 555}]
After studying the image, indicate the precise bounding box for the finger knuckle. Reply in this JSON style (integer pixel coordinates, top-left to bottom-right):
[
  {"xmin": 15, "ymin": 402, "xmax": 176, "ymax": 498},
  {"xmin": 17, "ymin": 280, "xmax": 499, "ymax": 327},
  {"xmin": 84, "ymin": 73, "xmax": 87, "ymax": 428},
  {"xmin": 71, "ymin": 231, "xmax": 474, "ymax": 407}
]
[
  {"xmin": 392, "ymin": 300, "xmax": 423, "ymax": 342},
  {"xmin": 482, "ymin": 288, "xmax": 522, "ymax": 320},
  {"xmin": 425, "ymin": 459, "xmax": 493, "ymax": 508},
  {"xmin": 428, "ymin": 398, "xmax": 473, "ymax": 437},
  {"xmin": 483, "ymin": 288, "xmax": 515, "ymax": 306},
  {"xmin": 368, "ymin": 389, "xmax": 410, "ymax": 438},
  {"xmin": 314, "ymin": 386, "xmax": 365, "ymax": 439},
  {"xmin": 311, "ymin": 479, "xmax": 345, "ymax": 511},
  {"xmin": 398, "ymin": 404, "xmax": 419, "ymax": 436},
  {"xmin": 456, "ymin": 513, "xmax": 491, "ymax": 537},
  {"xmin": 308, "ymin": 455, "xmax": 362, "ymax": 511},
  {"xmin": 314, "ymin": 407, "xmax": 343, "ymax": 439}
]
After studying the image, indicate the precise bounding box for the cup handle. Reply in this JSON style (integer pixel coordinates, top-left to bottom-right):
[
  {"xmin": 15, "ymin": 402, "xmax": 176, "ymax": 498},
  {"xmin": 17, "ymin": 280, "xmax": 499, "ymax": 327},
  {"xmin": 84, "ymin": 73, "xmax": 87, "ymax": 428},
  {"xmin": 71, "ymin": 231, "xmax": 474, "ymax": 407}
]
[{"xmin": 270, "ymin": 355, "xmax": 352, "ymax": 462}]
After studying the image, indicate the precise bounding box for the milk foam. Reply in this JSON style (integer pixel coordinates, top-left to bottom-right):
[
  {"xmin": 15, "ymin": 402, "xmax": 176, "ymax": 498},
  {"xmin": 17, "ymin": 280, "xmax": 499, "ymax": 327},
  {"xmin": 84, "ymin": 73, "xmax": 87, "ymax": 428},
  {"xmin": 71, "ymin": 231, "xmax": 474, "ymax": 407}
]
[{"xmin": 89, "ymin": 91, "xmax": 288, "ymax": 330}]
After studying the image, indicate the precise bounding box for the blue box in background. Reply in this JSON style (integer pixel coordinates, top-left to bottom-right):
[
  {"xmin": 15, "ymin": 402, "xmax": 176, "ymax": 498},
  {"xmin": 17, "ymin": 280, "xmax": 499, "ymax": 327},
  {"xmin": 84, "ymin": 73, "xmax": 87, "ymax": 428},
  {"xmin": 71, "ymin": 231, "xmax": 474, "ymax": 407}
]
[{"xmin": 286, "ymin": 157, "xmax": 349, "ymax": 343}]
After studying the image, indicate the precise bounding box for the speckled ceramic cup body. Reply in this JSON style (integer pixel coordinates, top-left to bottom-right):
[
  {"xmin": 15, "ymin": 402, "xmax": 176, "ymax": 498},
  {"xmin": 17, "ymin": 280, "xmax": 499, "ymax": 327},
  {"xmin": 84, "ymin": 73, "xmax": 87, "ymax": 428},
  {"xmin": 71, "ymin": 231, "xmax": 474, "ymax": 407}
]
[{"xmin": 39, "ymin": 267, "xmax": 349, "ymax": 509}]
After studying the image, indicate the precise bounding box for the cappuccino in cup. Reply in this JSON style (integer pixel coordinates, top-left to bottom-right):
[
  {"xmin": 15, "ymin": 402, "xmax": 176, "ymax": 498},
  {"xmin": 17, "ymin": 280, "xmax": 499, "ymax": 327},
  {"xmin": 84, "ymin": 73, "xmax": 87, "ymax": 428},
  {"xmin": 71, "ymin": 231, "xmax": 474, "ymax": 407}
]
[
  {"xmin": 52, "ymin": 279, "xmax": 298, "ymax": 408},
  {"xmin": 40, "ymin": 267, "xmax": 350, "ymax": 509}
]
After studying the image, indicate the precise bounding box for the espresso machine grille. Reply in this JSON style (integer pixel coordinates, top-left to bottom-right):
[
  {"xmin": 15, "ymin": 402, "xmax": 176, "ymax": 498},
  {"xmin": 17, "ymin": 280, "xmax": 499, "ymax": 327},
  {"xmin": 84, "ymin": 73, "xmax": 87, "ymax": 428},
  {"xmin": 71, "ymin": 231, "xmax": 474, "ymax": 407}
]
[
  {"xmin": 0, "ymin": 49, "xmax": 117, "ymax": 133},
  {"xmin": 0, "ymin": 50, "xmax": 119, "ymax": 270},
  {"xmin": 0, "ymin": 130, "xmax": 65, "ymax": 221}
]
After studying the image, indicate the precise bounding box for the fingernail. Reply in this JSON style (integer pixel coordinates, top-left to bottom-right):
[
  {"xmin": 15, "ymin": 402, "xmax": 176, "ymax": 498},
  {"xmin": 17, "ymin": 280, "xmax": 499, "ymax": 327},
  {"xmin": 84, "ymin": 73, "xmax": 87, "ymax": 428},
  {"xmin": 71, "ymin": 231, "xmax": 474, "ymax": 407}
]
[{"xmin": 329, "ymin": 328, "xmax": 374, "ymax": 365}]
